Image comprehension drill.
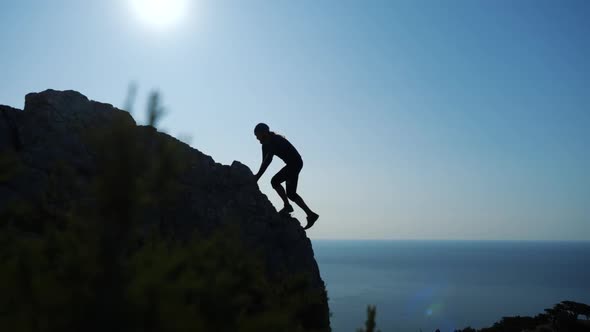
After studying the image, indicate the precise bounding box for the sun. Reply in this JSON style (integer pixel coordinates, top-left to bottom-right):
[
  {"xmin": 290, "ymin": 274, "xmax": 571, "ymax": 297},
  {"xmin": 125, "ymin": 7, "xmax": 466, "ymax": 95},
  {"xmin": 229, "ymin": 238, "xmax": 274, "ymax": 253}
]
[{"xmin": 129, "ymin": 0, "xmax": 190, "ymax": 30}]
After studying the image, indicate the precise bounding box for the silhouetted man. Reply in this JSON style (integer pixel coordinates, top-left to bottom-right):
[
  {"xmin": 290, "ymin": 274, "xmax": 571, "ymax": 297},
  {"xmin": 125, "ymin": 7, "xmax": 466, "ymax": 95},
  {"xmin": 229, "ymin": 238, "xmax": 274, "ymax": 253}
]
[{"xmin": 254, "ymin": 123, "xmax": 319, "ymax": 230}]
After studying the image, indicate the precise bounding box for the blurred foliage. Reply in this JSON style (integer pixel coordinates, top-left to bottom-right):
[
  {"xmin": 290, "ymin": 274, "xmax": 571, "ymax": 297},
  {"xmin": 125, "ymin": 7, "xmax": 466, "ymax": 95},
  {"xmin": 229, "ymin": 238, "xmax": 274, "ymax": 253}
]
[
  {"xmin": 0, "ymin": 90, "xmax": 327, "ymax": 332},
  {"xmin": 356, "ymin": 305, "xmax": 380, "ymax": 332}
]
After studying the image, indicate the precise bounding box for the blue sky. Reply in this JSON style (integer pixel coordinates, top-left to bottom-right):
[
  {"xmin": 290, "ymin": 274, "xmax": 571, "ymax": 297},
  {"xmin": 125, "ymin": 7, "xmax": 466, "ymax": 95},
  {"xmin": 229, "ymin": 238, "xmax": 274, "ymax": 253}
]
[{"xmin": 1, "ymin": 0, "xmax": 588, "ymax": 240}]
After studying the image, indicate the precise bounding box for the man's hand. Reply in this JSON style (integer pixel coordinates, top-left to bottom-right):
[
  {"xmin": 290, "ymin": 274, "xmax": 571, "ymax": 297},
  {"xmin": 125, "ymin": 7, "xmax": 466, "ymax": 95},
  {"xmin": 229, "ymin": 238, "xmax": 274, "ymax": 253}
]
[{"xmin": 255, "ymin": 154, "xmax": 271, "ymax": 182}]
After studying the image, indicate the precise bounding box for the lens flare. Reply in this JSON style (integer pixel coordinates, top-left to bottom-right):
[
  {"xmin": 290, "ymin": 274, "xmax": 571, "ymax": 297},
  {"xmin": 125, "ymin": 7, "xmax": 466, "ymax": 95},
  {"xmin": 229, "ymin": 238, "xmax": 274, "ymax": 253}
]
[{"xmin": 425, "ymin": 302, "xmax": 444, "ymax": 316}]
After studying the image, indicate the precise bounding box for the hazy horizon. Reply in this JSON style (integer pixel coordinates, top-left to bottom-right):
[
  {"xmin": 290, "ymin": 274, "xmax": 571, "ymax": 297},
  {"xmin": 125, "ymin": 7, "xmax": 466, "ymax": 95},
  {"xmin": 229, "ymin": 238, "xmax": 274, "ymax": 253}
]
[{"xmin": 1, "ymin": 0, "xmax": 588, "ymax": 241}]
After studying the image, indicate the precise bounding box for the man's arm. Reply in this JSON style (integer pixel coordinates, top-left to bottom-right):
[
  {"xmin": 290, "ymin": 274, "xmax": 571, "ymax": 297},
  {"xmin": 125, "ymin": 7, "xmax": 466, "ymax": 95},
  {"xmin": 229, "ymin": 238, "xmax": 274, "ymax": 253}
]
[{"xmin": 255, "ymin": 152, "xmax": 273, "ymax": 181}]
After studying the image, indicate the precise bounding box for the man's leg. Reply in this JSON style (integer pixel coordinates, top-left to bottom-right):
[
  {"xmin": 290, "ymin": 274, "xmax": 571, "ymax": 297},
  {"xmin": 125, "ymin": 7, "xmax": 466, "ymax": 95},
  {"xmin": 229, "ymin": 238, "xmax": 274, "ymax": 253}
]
[
  {"xmin": 271, "ymin": 167, "xmax": 291, "ymax": 210},
  {"xmin": 287, "ymin": 185, "xmax": 319, "ymax": 229},
  {"xmin": 285, "ymin": 169, "xmax": 317, "ymax": 217},
  {"xmin": 285, "ymin": 165, "xmax": 318, "ymax": 229},
  {"xmin": 288, "ymin": 192, "xmax": 314, "ymax": 216}
]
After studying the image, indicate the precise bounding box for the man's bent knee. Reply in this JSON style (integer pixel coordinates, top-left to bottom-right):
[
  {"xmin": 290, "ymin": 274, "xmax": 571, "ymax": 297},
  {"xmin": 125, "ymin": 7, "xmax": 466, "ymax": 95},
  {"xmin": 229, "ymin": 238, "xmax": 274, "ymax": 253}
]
[{"xmin": 271, "ymin": 177, "xmax": 282, "ymax": 188}]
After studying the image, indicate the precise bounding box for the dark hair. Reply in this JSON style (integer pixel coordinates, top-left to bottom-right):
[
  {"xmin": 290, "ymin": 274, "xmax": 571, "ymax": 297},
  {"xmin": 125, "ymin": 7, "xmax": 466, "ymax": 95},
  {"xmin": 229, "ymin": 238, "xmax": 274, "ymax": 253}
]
[
  {"xmin": 254, "ymin": 123, "xmax": 269, "ymax": 134},
  {"xmin": 254, "ymin": 123, "xmax": 284, "ymax": 138}
]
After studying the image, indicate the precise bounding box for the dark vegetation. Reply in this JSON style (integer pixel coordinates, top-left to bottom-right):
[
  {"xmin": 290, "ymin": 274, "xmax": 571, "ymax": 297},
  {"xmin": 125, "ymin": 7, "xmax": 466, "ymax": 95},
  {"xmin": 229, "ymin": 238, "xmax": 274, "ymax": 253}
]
[
  {"xmin": 0, "ymin": 90, "xmax": 328, "ymax": 332},
  {"xmin": 356, "ymin": 301, "xmax": 590, "ymax": 332},
  {"xmin": 356, "ymin": 305, "xmax": 381, "ymax": 332}
]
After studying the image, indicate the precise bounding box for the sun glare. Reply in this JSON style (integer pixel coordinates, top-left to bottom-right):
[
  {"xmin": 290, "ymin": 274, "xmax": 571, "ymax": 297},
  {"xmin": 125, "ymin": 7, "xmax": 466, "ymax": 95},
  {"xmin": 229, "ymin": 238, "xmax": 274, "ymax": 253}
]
[{"xmin": 129, "ymin": 0, "xmax": 189, "ymax": 30}]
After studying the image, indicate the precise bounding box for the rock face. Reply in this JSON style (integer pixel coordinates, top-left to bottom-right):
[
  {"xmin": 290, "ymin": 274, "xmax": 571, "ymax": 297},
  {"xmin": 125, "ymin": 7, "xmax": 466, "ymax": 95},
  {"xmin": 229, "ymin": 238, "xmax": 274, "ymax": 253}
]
[{"xmin": 0, "ymin": 89, "xmax": 330, "ymax": 330}]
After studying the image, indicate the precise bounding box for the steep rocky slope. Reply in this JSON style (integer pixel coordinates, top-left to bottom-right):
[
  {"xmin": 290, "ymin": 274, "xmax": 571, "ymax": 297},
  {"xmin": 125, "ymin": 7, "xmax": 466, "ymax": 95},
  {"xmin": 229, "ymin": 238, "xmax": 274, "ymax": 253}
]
[{"xmin": 0, "ymin": 89, "xmax": 330, "ymax": 331}]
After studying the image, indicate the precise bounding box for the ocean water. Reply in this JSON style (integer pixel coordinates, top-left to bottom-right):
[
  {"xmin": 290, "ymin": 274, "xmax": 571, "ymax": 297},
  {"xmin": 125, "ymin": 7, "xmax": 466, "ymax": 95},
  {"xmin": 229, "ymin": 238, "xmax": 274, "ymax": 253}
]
[{"xmin": 312, "ymin": 240, "xmax": 590, "ymax": 332}]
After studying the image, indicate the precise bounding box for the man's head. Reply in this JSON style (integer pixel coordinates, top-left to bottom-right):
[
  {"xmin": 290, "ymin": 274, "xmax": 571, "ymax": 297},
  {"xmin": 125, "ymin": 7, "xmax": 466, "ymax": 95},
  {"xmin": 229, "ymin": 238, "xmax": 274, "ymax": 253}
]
[{"xmin": 254, "ymin": 123, "xmax": 270, "ymax": 144}]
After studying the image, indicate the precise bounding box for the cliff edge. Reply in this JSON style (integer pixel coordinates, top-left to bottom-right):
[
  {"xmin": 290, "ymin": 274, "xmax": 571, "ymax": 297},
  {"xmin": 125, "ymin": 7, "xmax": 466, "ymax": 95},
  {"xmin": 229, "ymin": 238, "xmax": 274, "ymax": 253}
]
[{"xmin": 0, "ymin": 89, "xmax": 330, "ymax": 331}]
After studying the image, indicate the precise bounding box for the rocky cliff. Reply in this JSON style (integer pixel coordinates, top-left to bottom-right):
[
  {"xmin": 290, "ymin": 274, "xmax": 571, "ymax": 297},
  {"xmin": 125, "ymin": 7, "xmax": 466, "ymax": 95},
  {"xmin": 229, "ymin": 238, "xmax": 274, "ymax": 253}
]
[{"xmin": 0, "ymin": 89, "xmax": 330, "ymax": 331}]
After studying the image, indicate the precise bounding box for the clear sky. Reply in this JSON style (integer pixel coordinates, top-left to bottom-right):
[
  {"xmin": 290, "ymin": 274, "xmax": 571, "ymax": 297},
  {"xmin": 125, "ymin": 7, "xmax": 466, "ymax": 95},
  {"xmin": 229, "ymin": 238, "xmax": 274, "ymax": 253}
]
[{"xmin": 1, "ymin": 0, "xmax": 588, "ymax": 240}]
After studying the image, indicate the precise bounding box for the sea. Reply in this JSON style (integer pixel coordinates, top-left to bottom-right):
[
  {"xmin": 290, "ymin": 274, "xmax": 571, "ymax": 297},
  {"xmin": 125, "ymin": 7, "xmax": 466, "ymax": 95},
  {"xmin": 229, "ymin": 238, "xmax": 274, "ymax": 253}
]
[{"xmin": 312, "ymin": 240, "xmax": 590, "ymax": 332}]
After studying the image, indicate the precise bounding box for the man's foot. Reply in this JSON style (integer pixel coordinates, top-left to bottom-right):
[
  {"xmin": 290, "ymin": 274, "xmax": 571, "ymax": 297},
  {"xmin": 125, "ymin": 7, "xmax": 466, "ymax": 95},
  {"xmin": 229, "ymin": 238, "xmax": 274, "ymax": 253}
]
[
  {"xmin": 303, "ymin": 213, "xmax": 319, "ymax": 230},
  {"xmin": 279, "ymin": 204, "xmax": 294, "ymax": 215}
]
